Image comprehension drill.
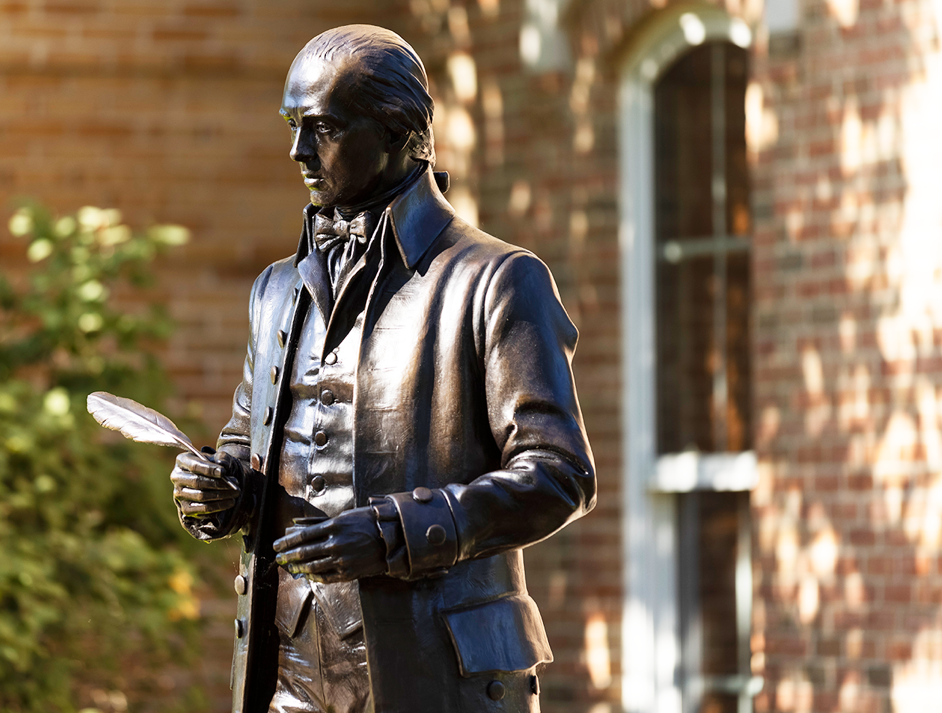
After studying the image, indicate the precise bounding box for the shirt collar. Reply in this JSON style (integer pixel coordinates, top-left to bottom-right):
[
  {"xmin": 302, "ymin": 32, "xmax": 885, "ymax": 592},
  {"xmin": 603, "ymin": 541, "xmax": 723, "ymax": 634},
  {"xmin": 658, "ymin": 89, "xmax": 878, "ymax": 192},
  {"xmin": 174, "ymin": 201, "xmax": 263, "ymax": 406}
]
[{"xmin": 294, "ymin": 167, "xmax": 454, "ymax": 271}]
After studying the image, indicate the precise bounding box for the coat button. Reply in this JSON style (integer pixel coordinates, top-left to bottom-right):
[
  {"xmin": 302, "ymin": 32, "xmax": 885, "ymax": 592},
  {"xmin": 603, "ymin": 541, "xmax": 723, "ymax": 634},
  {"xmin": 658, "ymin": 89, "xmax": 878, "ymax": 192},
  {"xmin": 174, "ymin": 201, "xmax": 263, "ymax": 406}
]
[
  {"xmin": 324, "ymin": 351, "xmax": 337, "ymax": 365},
  {"xmin": 234, "ymin": 619, "xmax": 245, "ymax": 638},
  {"xmin": 270, "ymin": 366, "xmax": 279, "ymax": 384},
  {"xmin": 314, "ymin": 431, "xmax": 328, "ymax": 447},
  {"xmin": 263, "ymin": 407, "xmax": 273, "ymax": 425},
  {"xmin": 234, "ymin": 575, "xmax": 247, "ymax": 595},
  {"xmin": 320, "ymin": 389, "xmax": 335, "ymax": 405},
  {"xmin": 412, "ymin": 487, "xmax": 433, "ymax": 503},
  {"xmin": 251, "ymin": 453, "xmax": 263, "ymax": 471},
  {"xmin": 426, "ymin": 524, "xmax": 446, "ymax": 546},
  {"xmin": 310, "ymin": 475, "xmax": 326, "ymax": 493},
  {"xmin": 486, "ymin": 681, "xmax": 505, "ymax": 701},
  {"xmin": 277, "ymin": 329, "xmax": 286, "ymax": 348}
]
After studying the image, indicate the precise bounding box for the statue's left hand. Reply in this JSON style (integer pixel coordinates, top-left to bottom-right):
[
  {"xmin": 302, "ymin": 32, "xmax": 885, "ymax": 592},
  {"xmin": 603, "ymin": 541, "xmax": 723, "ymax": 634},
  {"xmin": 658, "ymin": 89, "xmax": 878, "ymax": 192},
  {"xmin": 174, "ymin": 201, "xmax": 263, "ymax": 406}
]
[{"xmin": 273, "ymin": 506, "xmax": 386, "ymax": 583}]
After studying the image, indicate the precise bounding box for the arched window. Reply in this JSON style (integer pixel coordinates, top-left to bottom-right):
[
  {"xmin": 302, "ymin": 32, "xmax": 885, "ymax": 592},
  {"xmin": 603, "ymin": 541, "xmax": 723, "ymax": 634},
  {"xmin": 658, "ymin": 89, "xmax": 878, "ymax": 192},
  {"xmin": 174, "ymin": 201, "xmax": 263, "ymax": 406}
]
[{"xmin": 619, "ymin": 10, "xmax": 762, "ymax": 713}]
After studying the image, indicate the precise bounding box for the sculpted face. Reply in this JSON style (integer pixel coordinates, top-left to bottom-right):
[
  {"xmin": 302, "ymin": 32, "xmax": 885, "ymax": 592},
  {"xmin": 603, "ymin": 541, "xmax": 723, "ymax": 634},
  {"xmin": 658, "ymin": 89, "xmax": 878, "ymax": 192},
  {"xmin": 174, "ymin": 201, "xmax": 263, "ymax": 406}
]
[{"xmin": 281, "ymin": 56, "xmax": 398, "ymax": 208}]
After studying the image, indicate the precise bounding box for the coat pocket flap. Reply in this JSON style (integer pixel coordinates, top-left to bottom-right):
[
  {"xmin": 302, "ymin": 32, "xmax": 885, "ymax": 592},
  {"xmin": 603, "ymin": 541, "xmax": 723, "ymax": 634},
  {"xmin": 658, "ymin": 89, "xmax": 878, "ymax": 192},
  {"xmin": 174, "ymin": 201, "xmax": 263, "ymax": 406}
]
[
  {"xmin": 275, "ymin": 571, "xmax": 313, "ymax": 638},
  {"xmin": 442, "ymin": 594, "xmax": 553, "ymax": 677}
]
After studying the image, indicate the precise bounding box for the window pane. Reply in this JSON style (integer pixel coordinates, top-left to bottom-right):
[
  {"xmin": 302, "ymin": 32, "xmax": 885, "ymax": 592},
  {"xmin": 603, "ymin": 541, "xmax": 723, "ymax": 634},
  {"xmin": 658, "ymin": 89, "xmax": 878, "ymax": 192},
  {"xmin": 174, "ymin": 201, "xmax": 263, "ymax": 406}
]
[
  {"xmin": 656, "ymin": 256, "xmax": 716, "ymax": 453},
  {"xmin": 653, "ymin": 41, "xmax": 752, "ymax": 455},
  {"xmin": 654, "ymin": 43, "xmax": 715, "ymax": 241},
  {"xmin": 701, "ymin": 692, "xmax": 740, "ymax": 713},
  {"xmin": 678, "ymin": 491, "xmax": 751, "ymax": 713},
  {"xmin": 726, "ymin": 47, "xmax": 750, "ymax": 237},
  {"xmin": 726, "ymin": 252, "xmax": 752, "ymax": 452}
]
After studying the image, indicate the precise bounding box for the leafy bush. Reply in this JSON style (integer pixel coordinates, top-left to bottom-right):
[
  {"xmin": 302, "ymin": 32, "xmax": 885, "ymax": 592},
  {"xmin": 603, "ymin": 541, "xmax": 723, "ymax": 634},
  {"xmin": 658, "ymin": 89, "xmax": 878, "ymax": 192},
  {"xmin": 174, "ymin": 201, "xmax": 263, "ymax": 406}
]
[{"xmin": 0, "ymin": 205, "xmax": 205, "ymax": 712}]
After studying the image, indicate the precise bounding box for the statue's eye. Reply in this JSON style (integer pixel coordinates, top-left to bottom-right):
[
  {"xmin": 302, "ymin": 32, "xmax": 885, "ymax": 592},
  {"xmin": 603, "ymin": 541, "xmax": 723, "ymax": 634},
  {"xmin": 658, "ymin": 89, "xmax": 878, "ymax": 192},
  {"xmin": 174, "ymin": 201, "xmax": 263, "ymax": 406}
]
[
  {"xmin": 315, "ymin": 123, "xmax": 334, "ymax": 135},
  {"xmin": 286, "ymin": 119, "xmax": 298, "ymax": 130}
]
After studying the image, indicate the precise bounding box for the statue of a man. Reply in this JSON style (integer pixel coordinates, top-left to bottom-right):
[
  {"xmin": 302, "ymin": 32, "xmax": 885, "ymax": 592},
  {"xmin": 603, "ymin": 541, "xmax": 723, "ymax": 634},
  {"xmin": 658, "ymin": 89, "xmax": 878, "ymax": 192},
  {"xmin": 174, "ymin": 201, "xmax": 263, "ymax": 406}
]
[{"xmin": 170, "ymin": 24, "xmax": 595, "ymax": 713}]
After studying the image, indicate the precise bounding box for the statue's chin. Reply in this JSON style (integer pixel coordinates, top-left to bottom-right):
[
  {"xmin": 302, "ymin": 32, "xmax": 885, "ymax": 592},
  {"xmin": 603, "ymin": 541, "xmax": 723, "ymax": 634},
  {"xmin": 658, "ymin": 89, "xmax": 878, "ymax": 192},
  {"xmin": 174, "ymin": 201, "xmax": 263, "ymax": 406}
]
[{"xmin": 307, "ymin": 190, "xmax": 328, "ymax": 208}]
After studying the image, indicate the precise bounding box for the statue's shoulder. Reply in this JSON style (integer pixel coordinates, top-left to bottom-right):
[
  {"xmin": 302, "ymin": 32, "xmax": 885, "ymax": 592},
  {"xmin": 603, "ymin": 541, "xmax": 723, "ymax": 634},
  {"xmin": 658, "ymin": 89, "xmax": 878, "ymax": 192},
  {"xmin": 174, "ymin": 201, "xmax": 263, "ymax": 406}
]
[
  {"xmin": 437, "ymin": 212, "xmax": 541, "ymax": 271},
  {"xmin": 251, "ymin": 255, "xmax": 297, "ymax": 296}
]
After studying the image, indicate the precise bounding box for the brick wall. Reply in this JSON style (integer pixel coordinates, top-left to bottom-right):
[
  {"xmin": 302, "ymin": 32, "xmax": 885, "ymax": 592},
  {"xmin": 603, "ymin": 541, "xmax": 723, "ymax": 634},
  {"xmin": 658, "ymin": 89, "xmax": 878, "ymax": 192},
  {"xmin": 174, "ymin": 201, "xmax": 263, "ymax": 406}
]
[{"xmin": 750, "ymin": 0, "xmax": 942, "ymax": 711}]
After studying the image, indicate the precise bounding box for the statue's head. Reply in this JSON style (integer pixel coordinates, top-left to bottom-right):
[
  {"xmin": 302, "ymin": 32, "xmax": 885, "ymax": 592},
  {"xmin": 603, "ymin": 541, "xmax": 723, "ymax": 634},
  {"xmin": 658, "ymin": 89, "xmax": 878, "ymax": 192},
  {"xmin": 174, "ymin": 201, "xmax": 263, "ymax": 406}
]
[{"xmin": 281, "ymin": 25, "xmax": 435, "ymax": 208}]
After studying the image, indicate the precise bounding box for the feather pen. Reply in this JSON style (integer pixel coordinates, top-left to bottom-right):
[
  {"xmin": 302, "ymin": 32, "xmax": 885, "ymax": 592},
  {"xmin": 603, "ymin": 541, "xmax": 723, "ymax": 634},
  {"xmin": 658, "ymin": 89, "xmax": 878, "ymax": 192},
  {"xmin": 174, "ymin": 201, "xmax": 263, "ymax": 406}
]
[{"xmin": 87, "ymin": 390, "xmax": 209, "ymax": 462}]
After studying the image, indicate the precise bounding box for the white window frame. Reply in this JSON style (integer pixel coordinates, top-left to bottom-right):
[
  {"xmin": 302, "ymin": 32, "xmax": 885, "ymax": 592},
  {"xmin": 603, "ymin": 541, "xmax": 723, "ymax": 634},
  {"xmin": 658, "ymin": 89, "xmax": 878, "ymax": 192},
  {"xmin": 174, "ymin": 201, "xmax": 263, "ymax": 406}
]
[{"xmin": 617, "ymin": 8, "xmax": 760, "ymax": 713}]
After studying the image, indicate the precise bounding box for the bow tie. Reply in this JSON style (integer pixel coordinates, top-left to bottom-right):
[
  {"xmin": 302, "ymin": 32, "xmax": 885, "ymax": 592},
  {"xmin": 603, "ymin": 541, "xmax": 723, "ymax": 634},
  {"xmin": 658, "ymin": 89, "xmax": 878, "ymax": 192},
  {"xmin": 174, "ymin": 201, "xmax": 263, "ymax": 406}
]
[{"xmin": 313, "ymin": 209, "xmax": 375, "ymax": 254}]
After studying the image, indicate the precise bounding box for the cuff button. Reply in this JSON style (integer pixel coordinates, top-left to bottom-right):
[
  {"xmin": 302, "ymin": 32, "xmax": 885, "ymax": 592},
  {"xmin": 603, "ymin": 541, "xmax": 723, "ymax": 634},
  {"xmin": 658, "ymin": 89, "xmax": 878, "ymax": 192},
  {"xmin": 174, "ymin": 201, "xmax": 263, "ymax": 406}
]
[
  {"xmin": 486, "ymin": 681, "xmax": 505, "ymax": 701},
  {"xmin": 234, "ymin": 575, "xmax": 247, "ymax": 595},
  {"xmin": 412, "ymin": 486, "xmax": 433, "ymax": 503},
  {"xmin": 426, "ymin": 524, "xmax": 446, "ymax": 545}
]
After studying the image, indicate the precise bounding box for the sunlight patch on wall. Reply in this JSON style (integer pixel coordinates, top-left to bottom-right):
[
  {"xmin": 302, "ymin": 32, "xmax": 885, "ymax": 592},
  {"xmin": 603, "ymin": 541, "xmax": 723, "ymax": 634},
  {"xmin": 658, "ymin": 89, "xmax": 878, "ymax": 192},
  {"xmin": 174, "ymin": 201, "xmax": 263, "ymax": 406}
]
[
  {"xmin": 585, "ymin": 613, "xmax": 612, "ymax": 689},
  {"xmin": 477, "ymin": 0, "xmax": 499, "ymax": 18},
  {"xmin": 797, "ymin": 575, "xmax": 819, "ymax": 624},
  {"xmin": 679, "ymin": 13, "xmax": 707, "ymax": 45},
  {"xmin": 893, "ymin": 653, "xmax": 942, "ymax": 711},
  {"xmin": 448, "ymin": 53, "xmax": 477, "ymax": 104},
  {"xmin": 809, "ymin": 527, "xmax": 838, "ymax": 577},
  {"xmin": 449, "ymin": 186, "xmax": 479, "ymax": 227},
  {"xmin": 746, "ymin": 81, "xmax": 778, "ymax": 151},
  {"xmin": 508, "ymin": 180, "xmax": 532, "ymax": 216},
  {"xmin": 481, "ymin": 78, "xmax": 504, "ymax": 167},
  {"xmin": 827, "ymin": 0, "xmax": 859, "ymax": 28}
]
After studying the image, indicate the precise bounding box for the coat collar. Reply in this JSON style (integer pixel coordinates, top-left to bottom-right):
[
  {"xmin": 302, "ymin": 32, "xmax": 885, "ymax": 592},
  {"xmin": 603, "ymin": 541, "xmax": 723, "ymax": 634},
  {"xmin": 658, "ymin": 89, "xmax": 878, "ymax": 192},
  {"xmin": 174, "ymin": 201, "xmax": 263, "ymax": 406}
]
[
  {"xmin": 293, "ymin": 167, "xmax": 454, "ymax": 272},
  {"xmin": 384, "ymin": 168, "xmax": 455, "ymax": 270}
]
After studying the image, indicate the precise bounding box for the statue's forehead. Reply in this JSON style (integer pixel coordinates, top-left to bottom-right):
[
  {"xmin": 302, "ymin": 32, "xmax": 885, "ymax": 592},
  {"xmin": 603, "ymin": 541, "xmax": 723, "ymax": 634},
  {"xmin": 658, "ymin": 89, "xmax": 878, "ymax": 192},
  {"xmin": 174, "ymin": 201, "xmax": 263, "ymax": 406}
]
[{"xmin": 282, "ymin": 55, "xmax": 358, "ymax": 113}]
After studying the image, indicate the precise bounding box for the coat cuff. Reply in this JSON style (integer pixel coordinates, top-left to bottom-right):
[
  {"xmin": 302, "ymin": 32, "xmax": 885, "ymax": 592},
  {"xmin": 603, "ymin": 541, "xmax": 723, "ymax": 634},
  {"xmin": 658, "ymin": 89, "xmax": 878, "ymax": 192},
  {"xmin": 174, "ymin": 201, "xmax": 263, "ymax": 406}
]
[
  {"xmin": 384, "ymin": 488, "xmax": 459, "ymax": 579},
  {"xmin": 369, "ymin": 497, "xmax": 410, "ymax": 578}
]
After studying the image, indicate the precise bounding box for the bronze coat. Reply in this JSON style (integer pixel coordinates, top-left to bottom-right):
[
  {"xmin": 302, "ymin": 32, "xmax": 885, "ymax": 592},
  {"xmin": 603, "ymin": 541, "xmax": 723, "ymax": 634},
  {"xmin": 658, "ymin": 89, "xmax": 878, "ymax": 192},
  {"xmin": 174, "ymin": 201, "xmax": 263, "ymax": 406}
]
[{"xmin": 194, "ymin": 170, "xmax": 596, "ymax": 713}]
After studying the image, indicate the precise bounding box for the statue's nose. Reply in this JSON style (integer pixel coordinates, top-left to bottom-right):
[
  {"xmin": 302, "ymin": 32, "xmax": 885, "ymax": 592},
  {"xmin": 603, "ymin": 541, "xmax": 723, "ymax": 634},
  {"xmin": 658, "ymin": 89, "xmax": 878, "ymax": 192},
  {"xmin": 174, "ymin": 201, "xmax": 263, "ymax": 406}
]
[{"xmin": 290, "ymin": 129, "xmax": 318, "ymax": 164}]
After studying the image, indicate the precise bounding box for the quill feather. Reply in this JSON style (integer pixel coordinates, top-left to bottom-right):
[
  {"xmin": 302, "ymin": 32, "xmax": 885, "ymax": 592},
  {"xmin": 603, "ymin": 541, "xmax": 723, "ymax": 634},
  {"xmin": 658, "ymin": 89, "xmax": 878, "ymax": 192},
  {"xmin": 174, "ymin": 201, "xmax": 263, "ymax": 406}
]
[{"xmin": 86, "ymin": 391, "xmax": 209, "ymax": 461}]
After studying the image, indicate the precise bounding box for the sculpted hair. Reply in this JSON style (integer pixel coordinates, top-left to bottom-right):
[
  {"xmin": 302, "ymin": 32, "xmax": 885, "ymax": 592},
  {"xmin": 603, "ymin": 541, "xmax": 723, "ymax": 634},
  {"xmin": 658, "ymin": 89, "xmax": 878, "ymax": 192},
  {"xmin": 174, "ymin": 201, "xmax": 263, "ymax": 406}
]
[{"xmin": 299, "ymin": 25, "xmax": 436, "ymax": 165}]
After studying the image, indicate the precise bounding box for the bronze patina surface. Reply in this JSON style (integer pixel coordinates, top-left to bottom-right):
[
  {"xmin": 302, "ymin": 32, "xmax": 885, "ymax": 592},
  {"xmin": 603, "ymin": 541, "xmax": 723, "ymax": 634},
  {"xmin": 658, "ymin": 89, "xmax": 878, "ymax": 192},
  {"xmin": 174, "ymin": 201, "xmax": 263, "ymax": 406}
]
[{"xmin": 170, "ymin": 24, "xmax": 596, "ymax": 713}]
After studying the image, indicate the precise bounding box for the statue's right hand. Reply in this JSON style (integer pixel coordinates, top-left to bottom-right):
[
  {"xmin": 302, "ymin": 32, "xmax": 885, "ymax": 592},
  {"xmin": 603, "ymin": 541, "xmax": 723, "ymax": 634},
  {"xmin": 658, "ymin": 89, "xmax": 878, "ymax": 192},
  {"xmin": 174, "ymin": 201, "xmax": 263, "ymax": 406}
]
[{"xmin": 171, "ymin": 450, "xmax": 241, "ymax": 517}]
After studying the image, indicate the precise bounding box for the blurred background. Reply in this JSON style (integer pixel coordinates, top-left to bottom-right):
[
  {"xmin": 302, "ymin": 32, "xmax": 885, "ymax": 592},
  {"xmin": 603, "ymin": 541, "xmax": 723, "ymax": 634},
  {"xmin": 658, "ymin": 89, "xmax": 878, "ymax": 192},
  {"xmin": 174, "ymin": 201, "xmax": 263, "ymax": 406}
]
[{"xmin": 2, "ymin": 0, "xmax": 942, "ymax": 712}]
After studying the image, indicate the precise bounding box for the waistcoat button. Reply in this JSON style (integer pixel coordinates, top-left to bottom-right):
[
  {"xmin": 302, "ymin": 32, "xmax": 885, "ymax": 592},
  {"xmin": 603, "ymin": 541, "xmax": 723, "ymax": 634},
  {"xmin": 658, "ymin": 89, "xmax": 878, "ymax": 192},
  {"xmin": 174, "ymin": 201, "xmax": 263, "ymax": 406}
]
[
  {"xmin": 314, "ymin": 431, "xmax": 328, "ymax": 447},
  {"xmin": 412, "ymin": 487, "xmax": 433, "ymax": 503},
  {"xmin": 324, "ymin": 352, "xmax": 337, "ymax": 365},
  {"xmin": 277, "ymin": 329, "xmax": 286, "ymax": 348},
  {"xmin": 251, "ymin": 453, "xmax": 263, "ymax": 471},
  {"xmin": 234, "ymin": 575, "xmax": 247, "ymax": 595},
  {"xmin": 270, "ymin": 366, "xmax": 279, "ymax": 384},
  {"xmin": 310, "ymin": 475, "xmax": 326, "ymax": 493},
  {"xmin": 486, "ymin": 681, "xmax": 505, "ymax": 701},
  {"xmin": 234, "ymin": 619, "xmax": 245, "ymax": 638},
  {"xmin": 263, "ymin": 407, "xmax": 273, "ymax": 425},
  {"xmin": 321, "ymin": 389, "xmax": 335, "ymax": 405}
]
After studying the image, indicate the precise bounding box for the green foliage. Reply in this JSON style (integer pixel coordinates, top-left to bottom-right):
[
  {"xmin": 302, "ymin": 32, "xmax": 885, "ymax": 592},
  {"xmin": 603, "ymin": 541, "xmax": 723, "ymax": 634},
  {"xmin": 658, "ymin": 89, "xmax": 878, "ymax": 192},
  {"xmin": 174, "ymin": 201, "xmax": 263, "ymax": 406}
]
[{"xmin": 0, "ymin": 205, "xmax": 203, "ymax": 712}]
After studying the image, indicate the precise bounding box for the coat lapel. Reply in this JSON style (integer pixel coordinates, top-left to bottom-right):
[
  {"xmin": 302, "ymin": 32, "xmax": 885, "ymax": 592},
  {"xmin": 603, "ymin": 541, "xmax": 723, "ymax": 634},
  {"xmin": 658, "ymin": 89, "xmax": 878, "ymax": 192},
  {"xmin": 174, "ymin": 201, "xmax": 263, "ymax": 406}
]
[{"xmin": 296, "ymin": 253, "xmax": 333, "ymax": 323}]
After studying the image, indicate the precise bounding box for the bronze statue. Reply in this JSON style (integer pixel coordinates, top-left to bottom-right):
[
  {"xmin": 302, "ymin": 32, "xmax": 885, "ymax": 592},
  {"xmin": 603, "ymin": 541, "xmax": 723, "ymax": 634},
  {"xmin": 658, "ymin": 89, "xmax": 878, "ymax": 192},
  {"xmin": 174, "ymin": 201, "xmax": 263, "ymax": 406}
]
[{"xmin": 168, "ymin": 25, "xmax": 595, "ymax": 713}]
